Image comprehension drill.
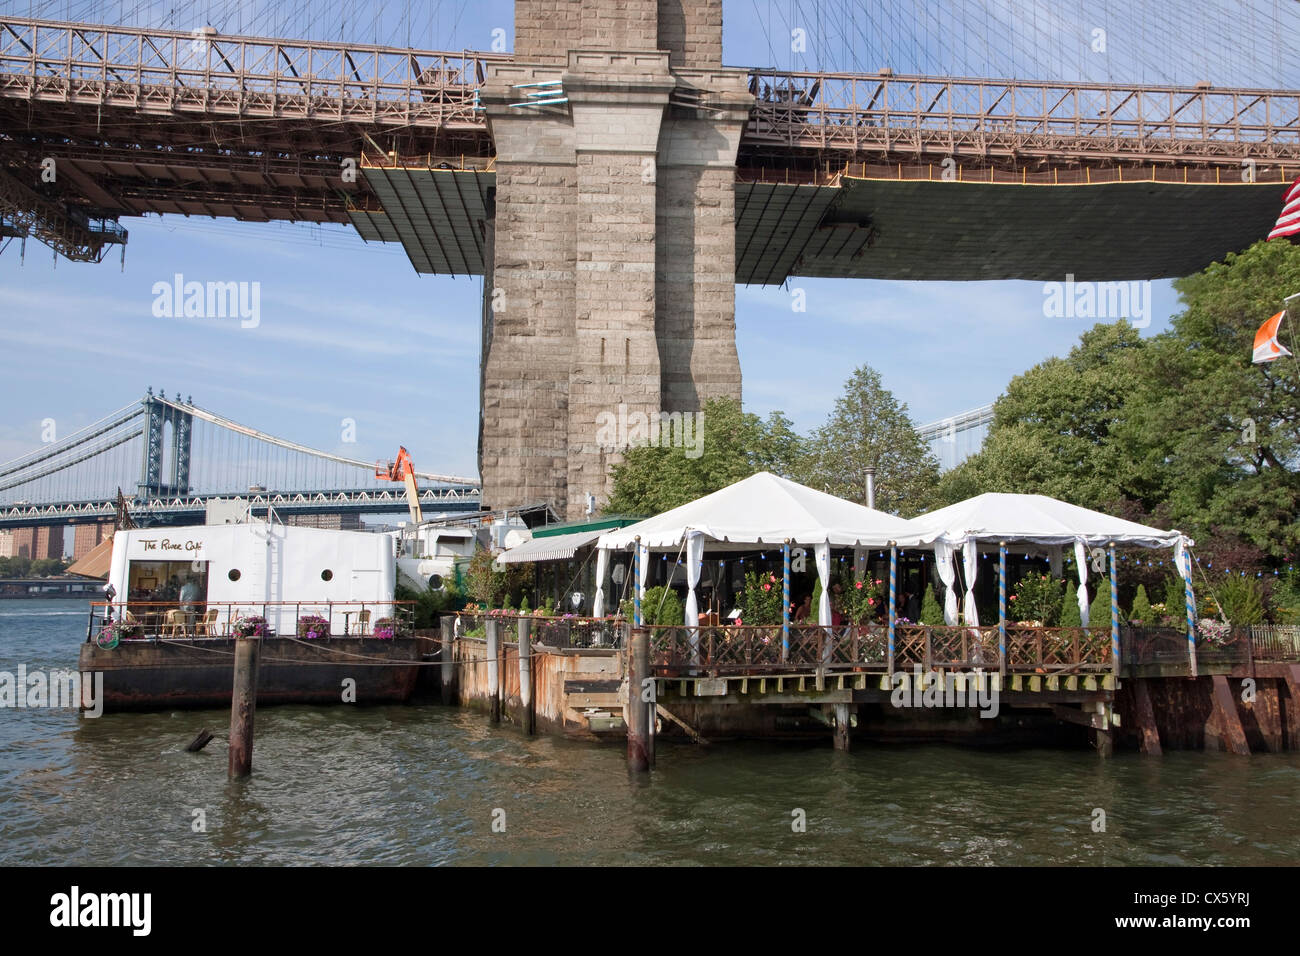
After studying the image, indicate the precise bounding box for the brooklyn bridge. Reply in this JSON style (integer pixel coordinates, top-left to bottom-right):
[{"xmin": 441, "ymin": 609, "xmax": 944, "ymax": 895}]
[{"xmin": 2, "ymin": 0, "xmax": 1297, "ymax": 520}]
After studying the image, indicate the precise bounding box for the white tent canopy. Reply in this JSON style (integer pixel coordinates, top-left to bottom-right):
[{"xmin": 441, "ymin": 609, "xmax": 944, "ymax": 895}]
[
  {"xmin": 597, "ymin": 472, "xmax": 924, "ymax": 552},
  {"xmin": 903, "ymin": 492, "xmax": 1193, "ymax": 626},
  {"xmin": 595, "ymin": 472, "xmax": 924, "ymax": 625},
  {"xmin": 906, "ymin": 492, "xmax": 1188, "ymax": 549}
]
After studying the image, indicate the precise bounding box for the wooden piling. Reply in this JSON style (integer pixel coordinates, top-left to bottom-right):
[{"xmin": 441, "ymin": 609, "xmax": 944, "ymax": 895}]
[
  {"xmin": 487, "ymin": 618, "xmax": 500, "ymax": 724},
  {"xmin": 1132, "ymin": 679, "xmax": 1163, "ymax": 755},
  {"xmin": 440, "ymin": 625, "xmax": 455, "ymax": 705},
  {"xmin": 228, "ymin": 636, "xmax": 259, "ymax": 779},
  {"xmin": 1207, "ymin": 674, "xmax": 1251, "ymax": 755},
  {"xmin": 832, "ymin": 703, "xmax": 851, "ymax": 751},
  {"xmin": 518, "ymin": 616, "xmax": 534, "ymax": 735},
  {"xmin": 627, "ymin": 627, "xmax": 652, "ymax": 772}
]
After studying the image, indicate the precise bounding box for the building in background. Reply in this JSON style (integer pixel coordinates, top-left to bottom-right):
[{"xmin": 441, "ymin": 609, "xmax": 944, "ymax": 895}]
[{"xmin": 72, "ymin": 522, "xmax": 113, "ymax": 561}]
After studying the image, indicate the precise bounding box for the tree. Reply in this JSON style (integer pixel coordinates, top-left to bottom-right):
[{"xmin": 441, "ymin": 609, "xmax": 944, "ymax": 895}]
[
  {"xmin": 799, "ymin": 364, "xmax": 939, "ymax": 516},
  {"xmin": 1060, "ymin": 579, "xmax": 1082, "ymax": 627},
  {"xmin": 1089, "ymin": 577, "xmax": 1113, "ymax": 628},
  {"xmin": 604, "ymin": 396, "xmax": 803, "ymax": 515},
  {"xmin": 936, "ymin": 321, "xmax": 1152, "ymax": 510},
  {"xmin": 919, "ymin": 586, "xmax": 943, "ymax": 625},
  {"xmin": 1129, "ymin": 584, "xmax": 1153, "ymax": 626},
  {"xmin": 1122, "ymin": 240, "xmax": 1300, "ymax": 559}
]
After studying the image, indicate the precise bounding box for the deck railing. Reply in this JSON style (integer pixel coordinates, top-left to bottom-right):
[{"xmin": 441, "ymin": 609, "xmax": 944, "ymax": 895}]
[
  {"xmin": 87, "ymin": 600, "xmax": 414, "ymax": 644},
  {"xmin": 437, "ymin": 616, "xmax": 1300, "ymax": 676},
  {"xmin": 449, "ymin": 612, "xmax": 625, "ymax": 650},
  {"xmin": 646, "ymin": 623, "xmax": 1114, "ymax": 677}
]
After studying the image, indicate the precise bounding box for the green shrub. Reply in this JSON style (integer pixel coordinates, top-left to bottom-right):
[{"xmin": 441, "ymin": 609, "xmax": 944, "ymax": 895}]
[
  {"xmin": 738, "ymin": 570, "xmax": 784, "ymax": 626},
  {"xmin": 1164, "ymin": 576, "xmax": 1188, "ymax": 620},
  {"xmin": 1213, "ymin": 575, "xmax": 1264, "ymax": 626},
  {"xmin": 919, "ymin": 586, "xmax": 944, "ymax": 625},
  {"xmin": 1129, "ymin": 584, "xmax": 1154, "ymax": 626},
  {"xmin": 1009, "ymin": 572, "xmax": 1063, "ymax": 625},
  {"xmin": 1088, "ymin": 577, "xmax": 1113, "ymax": 628},
  {"xmin": 1270, "ymin": 570, "xmax": 1300, "ymax": 625},
  {"xmin": 1060, "ymin": 579, "xmax": 1082, "ymax": 627},
  {"xmin": 619, "ymin": 585, "xmax": 684, "ymax": 626}
]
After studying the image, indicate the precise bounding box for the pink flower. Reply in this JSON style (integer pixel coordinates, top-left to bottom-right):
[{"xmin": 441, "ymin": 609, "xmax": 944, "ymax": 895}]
[
  {"xmin": 867, "ymin": 598, "xmax": 875, "ymax": 606},
  {"xmin": 762, "ymin": 583, "xmax": 771, "ymax": 591},
  {"xmin": 855, "ymin": 581, "xmax": 863, "ymax": 590}
]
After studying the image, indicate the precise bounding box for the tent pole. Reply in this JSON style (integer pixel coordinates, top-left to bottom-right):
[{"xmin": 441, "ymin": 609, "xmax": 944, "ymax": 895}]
[
  {"xmin": 888, "ymin": 543, "xmax": 897, "ymax": 677},
  {"xmin": 1182, "ymin": 544, "xmax": 1199, "ymax": 678},
  {"xmin": 1109, "ymin": 542, "xmax": 1120, "ymax": 676},
  {"xmin": 998, "ymin": 542, "xmax": 1007, "ymax": 677},
  {"xmin": 782, "ymin": 540, "xmax": 791, "ymax": 663},
  {"xmin": 633, "ymin": 536, "xmax": 642, "ymax": 628}
]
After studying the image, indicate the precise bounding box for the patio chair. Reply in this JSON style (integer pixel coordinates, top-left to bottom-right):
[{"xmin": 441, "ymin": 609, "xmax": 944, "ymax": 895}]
[
  {"xmin": 196, "ymin": 608, "xmax": 219, "ymax": 637},
  {"xmin": 162, "ymin": 609, "xmax": 184, "ymax": 638},
  {"xmin": 351, "ymin": 609, "xmax": 371, "ymax": 635}
]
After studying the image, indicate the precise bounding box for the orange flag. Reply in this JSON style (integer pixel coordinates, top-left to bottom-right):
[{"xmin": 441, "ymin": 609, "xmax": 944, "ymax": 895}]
[{"xmin": 1252, "ymin": 311, "xmax": 1293, "ymax": 364}]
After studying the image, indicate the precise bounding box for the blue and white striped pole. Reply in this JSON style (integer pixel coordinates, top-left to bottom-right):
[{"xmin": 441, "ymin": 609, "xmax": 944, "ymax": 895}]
[
  {"xmin": 782, "ymin": 540, "xmax": 790, "ymax": 662},
  {"xmin": 633, "ymin": 536, "xmax": 642, "ymax": 628},
  {"xmin": 998, "ymin": 542, "xmax": 1007, "ymax": 676},
  {"xmin": 888, "ymin": 543, "xmax": 897, "ymax": 676},
  {"xmin": 1183, "ymin": 545, "xmax": 1198, "ymax": 678},
  {"xmin": 1109, "ymin": 542, "xmax": 1119, "ymax": 676}
]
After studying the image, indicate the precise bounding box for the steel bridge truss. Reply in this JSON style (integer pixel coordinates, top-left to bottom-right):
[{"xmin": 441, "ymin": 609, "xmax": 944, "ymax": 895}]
[{"xmin": 0, "ymin": 393, "xmax": 481, "ymax": 526}]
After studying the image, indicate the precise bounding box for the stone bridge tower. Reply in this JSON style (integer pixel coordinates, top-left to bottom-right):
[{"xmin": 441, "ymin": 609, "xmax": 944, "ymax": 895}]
[{"xmin": 479, "ymin": 0, "xmax": 751, "ymax": 518}]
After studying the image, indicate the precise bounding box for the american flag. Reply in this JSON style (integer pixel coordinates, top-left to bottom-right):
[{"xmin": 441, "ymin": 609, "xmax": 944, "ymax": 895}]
[{"xmin": 1268, "ymin": 175, "xmax": 1300, "ymax": 241}]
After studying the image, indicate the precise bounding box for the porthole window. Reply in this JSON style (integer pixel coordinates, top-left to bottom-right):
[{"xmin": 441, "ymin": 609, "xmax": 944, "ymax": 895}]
[
  {"xmin": 321, "ymin": 569, "xmax": 333, "ymax": 582},
  {"xmin": 429, "ymin": 574, "xmax": 444, "ymax": 591},
  {"xmin": 228, "ymin": 569, "xmax": 241, "ymax": 582}
]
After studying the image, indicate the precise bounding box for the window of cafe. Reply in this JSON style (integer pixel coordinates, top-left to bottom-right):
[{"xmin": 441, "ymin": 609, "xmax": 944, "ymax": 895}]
[{"xmin": 127, "ymin": 560, "xmax": 209, "ymax": 621}]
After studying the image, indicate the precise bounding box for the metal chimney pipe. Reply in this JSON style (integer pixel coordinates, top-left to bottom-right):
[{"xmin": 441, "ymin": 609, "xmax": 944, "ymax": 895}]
[{"xmin": 865, "ymin": 466, "xmax": 876, "ymax": 509}]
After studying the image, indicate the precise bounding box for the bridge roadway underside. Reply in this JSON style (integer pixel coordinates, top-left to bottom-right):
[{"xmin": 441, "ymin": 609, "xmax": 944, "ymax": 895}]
[{"xmin": 353, "ymin": 165, "xmax": 1284, "ymax": 283}]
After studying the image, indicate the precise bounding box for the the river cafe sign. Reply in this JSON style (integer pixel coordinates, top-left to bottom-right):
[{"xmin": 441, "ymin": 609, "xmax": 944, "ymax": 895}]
[{"xmin": 128, "ymin": 537, "xmax": 207, "ymax": 560}]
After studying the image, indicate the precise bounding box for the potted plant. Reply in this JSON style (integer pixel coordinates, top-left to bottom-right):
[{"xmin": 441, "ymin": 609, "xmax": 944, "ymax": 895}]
[
  {"xmin": 231, "ymin": 615, "xmax": 267, "ymax": 638},
  {"xmin": 373, "ymin": 617, "xmax": 397, "ymax": 640},
  {"xmin": 298, "ymin": 614, "xmax": 330, "ymax": 639}
]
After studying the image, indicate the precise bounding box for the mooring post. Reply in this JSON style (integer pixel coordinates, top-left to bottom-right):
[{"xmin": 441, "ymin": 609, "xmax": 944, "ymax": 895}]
[
  {"xmin": 440, "ymin": 619, "xmax": 456, "ymax": 706},
  {"xmin": 487, "ymin": 617, "xmax": 500, "ymax": 724},
  {"xmin": 518, "ymin": 615, "xmax": 534, "ymax": 735},
  {"xmin": 833, "ymin": 702, "xmax": 851, "ymax": 752},
  {"xmin": 228, "ymin": 635, "xmax": 260, "ymax": 779},
  {"xmin": 627, "ymin": 627, "xmax": 652, "ymax": 772}
]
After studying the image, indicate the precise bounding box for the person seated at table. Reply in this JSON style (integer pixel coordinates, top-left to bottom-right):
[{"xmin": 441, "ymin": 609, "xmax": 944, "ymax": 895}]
[
  {"xmin": 830, "ymin": 582, "xmax": 844, "ymax": 626},
  {"xmin": 794, "ymin": 594, "xmax": 812, "ymax": 623}
]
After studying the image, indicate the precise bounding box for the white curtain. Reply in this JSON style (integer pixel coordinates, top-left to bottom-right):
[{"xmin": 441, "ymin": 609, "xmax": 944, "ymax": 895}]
[
  {"xmin": 815, "ymin": 542, "xmax": 831, "ymax": 625},
  {"xmin": 592, "ymin": 547, "xmax": 609, "ymax": 617},
  {"xmin": 1074, "ymin": 539, "xmax": 1090, "ymax": 626},
  {"xmin": 962, "ymin": 539, "xmax": 979, "ymax": 626},
  {"xmin": 1049, "ymin": 545, "xmax": 1063, "ymax": 579},
  {"xmin": 934, "ymin": 541, "xmax": 959, "ymax": 625},
  {"xmin": 684, "ymin": 532, "xmax": 704, "ymax": 627}
]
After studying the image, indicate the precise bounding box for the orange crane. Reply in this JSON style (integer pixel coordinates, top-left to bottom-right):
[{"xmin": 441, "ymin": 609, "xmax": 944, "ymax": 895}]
[{"xmin": 375, "ymin": 446, "xmax": 423, "ymax": 524}]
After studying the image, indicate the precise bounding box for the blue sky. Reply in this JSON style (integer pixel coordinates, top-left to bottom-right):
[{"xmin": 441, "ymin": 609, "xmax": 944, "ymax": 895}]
[{"xmin": 0, "ymin": 0, "xmax": 1254, "ymax": 482}]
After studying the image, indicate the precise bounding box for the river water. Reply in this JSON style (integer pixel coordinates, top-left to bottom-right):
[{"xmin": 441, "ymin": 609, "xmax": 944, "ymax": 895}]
[{"xmin": 2, "ymin": 598, "xmax": 1298, "ymax": 866}]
